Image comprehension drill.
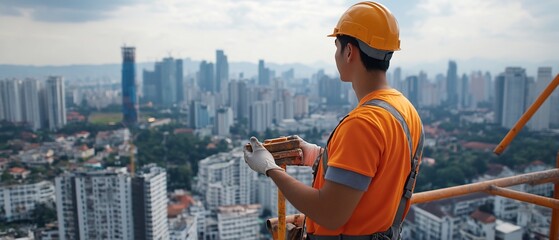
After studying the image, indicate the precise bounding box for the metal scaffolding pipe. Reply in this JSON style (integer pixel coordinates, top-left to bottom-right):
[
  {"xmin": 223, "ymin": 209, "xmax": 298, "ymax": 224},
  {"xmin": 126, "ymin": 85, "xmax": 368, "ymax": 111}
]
[
  {"xmin": 412, "ymin": 169, "xmax": 559, "ymax": 204},
  {"xmin": 494, "ymin": 74, "xmax": 559, "ymax": 155},
  {"xmin": 550, "ymin": 152, "xmax": 559, "ymax": 240},
  {"xmin": 277, "ymin": 164, "xmax": 287, "ymax": 240},
  {"xmin": 485, "ymin": 185, "xmax": 559, "ymax": 210}
]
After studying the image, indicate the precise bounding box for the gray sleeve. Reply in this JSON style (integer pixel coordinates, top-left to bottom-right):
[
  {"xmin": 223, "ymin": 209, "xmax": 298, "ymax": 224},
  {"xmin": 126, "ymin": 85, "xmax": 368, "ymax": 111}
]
[{"xmin": 324, "ymin": 166, "xmax": 372, "ymax": 191}]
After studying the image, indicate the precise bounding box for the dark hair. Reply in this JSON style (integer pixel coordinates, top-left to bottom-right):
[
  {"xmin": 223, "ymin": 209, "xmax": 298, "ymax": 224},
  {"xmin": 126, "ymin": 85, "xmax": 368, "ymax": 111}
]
[{"xmin": 337, "ymin": 35, "xmax": 390, "ymax": 72}]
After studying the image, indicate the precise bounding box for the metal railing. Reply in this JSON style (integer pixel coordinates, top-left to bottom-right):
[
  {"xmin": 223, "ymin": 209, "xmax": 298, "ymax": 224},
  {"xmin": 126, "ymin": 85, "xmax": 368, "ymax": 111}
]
[{"xmin": 413, "ymin": 73, "xmax": 559, "ymax": 239}]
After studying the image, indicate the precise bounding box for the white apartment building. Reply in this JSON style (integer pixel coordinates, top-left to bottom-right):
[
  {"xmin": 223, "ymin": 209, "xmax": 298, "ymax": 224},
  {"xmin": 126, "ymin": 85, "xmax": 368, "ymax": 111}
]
[
  {"xmin": 132, "ymin": 164, "xmax": 169, "ymax": 240},
  {"xmin": 0, "ymin": 181, "xmax": 55, "ymax": 222},
  {"xmin": 45, "ymin": 76, "xmax": 66, "ymax": 130},
  {"xmin": 55, "ymin": 168, "xmax": 134, "ymax": 240},
  {"xmin": 214, "ymin": 107, "xmax": 233, "ymax": 137},
  {"xmin": 412, "ymin": 193, "xmax": 493, "ymax": 240},
  {"xmin": 217, "ymin": 204, "xmax": 260, "ymax": 240},
  {"xmin": 56, "ymin": 166, "xmax": 169, "ymax": 240},
  {"xmin": 196, "ymin": 149, "xmax": 258, "ymax": 210}
]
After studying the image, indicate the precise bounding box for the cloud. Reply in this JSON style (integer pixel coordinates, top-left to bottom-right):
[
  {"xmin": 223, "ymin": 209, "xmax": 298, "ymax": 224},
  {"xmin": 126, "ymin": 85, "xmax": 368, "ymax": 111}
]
[
  {"xmin": 0, "ymin": 0, "xmax": 148, "ymax": 22},
  {"xmin": 399, "ymin": 0, "xmax": 559, "ymax": 63}
]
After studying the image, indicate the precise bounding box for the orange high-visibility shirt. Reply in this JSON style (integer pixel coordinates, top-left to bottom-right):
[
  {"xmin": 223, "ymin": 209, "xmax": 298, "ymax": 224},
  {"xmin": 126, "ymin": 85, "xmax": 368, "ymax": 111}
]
[{"xmin": 307, "ymin": 88, "xmax": 422, "ymax": 236}]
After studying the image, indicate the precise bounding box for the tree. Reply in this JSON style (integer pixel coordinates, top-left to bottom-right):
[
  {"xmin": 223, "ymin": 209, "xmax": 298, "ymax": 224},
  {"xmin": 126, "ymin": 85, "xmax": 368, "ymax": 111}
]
[{"xmin": 32, "ymin": 202, "xmax": 57, "ymax": 227}]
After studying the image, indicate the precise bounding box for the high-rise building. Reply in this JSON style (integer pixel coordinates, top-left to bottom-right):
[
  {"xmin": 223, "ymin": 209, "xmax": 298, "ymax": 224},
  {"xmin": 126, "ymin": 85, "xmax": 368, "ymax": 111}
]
[
  {"xmin": 249, "ymin": 101, "xmax": 273, "ymax": 133},
  {"xmin": 0, "ymin": 81, "xmax": 4, "ymax": 121},
  {"xmin": 45, "ymin": 76, "xmax": 66, "ymax": 130},
  {"xmin": 318, "ymin": 75, "xmax": 342, "ymax": 105},
  {"xmin": 258, "ymin": 60, "xmax": 270, "ymax": 86},
  {"xmin": 459, "ymin": 73, "xmax": 471, "ymax": 109},
  {"xmin": 2, "ymin": 79, "xmax": 23, "ymax": 122},
  {"xmin": 22, "ymin": 78, "xmax": 43, "ymax": 130},
  {"xmin": 406, "ymin": 76, "xmax": 419, "ymax": 107},
  {"xmin": 56, "ymin": 166, "xmax": 168, "ymax": 240},
  {"xmin": 392, "ymin": 67, "xmax": 402, "ymax": 92},
  {"xmin": 282, "ymin": 90, "xmax": 294, "ymax": 119},
  {"xmin": 293, "ymin": 95, "xmax": 309, "ymax": 119},
  {"xmin": 528, "ymin": 67, "xmax": 552, "ymax": 131},
  {"xmin": 501, "ymin": 67, "xmax": 528, "ymax": 129},
  {"xmin": 190, "ymin": 101, "xmax": 210, "ymax": 129},
  {"xmin": 215, "ymin": 50, "xmax": 229, "ymax": 94},
  {"xmin": 198, "ymin": 61, "xmax": 215, "ymax": 93},
  {"xmin": 143, "ymin": 57, "xmax": 184, "ymax": 106},
  {"xmin": 446, "ymin": 60, "xmax": 458, "ymax": 107},
  {"xmin": 176, "ymin": 59, "xmax": 184, "ymax": 102},
  {"xmin": 132, "ymin": 165, "xmax": 169, "ymax": 240},
  {"xmin": 469, "ymin": 71, "xmax": 488, "ymax": 107},
  {"xmin": 121, "ymin": 46, "xmax": 139, "ymax": 124},
  {"xmin": 161, "ymin": 57, "xmax": 178, "ymax": 106},
  {"xmin": 56, "ymin": 169, "xmax": 135, "ymax": 240},
  {"xmin": 142, "ymin": 68, "xmax": 159, "ymax": 104},
  {"xmin": 494, "ymin": 74, "xmax": 506, "ymax": 125},
  {"xmin": 214, "ymin": 107, "xmax": 233, "ymax": 136}
]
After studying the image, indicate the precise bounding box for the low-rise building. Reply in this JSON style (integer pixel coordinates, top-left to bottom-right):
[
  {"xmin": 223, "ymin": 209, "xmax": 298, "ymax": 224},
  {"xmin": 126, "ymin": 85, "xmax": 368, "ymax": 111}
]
[{"xmin": 0, "ymin": 181, "xmax": 55, "ymax": 222}]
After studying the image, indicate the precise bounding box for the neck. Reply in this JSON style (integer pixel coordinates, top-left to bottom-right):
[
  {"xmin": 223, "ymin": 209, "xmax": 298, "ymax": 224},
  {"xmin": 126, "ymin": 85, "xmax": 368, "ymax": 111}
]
[{"xmin": 352, "ymin": 70, "xmax": 389, "ymax": 101}]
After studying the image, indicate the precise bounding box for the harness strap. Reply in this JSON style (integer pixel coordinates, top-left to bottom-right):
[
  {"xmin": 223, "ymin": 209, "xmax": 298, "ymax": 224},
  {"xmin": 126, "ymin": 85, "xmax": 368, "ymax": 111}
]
[{"xmin": 312, "ymin": 99, "xmax": 424, "ymax": 240}]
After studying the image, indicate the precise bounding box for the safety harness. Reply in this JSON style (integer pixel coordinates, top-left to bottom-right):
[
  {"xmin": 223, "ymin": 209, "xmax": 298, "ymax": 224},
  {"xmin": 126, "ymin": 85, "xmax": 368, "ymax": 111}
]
[{"xmin": 310, "ymin": 99, "xmax": 425, "ymax": 240}]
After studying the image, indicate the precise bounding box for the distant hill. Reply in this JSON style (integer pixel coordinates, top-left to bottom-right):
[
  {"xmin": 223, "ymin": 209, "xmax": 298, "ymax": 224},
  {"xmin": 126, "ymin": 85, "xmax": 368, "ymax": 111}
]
[{"xmin": 0, "ymin": 60, "xmax": 337, "ymax": 82}]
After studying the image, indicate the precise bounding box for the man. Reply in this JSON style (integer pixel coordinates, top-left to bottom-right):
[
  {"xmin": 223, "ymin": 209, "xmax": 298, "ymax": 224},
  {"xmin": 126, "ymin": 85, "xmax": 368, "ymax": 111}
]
[{"xmin": 244, "ymin": 2, "xmax": 424, "ymax": 239}]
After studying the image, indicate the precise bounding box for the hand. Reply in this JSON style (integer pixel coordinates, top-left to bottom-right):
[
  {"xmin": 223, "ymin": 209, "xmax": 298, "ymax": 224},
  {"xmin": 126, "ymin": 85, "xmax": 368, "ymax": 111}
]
[
  {"xmin": 291, "ymin": 135, "xmax": 322, "ymax": 166},
  {"xmin": 244, "ymin": 137, "xmax": 284, "ymax": 176}
]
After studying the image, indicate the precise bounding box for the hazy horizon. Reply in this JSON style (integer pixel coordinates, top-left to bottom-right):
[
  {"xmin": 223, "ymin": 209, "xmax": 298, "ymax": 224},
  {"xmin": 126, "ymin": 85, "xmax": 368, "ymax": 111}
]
[{"xmin": 1, "ymin": 0, "xmax": 558, "ymax": 78}]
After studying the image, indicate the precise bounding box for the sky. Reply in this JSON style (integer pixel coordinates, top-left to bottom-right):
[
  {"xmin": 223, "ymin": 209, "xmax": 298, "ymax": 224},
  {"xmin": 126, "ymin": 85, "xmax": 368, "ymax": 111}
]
[{"xmin": 1, "ymin": 0, "xmax": 558, "ymax": 77}]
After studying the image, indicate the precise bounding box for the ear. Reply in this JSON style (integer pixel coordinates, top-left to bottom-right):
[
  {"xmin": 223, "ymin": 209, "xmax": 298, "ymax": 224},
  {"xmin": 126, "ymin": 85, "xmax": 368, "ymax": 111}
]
[{"xmin": 346, "ymin": 43, "xmax": 356, "ymax": 63}]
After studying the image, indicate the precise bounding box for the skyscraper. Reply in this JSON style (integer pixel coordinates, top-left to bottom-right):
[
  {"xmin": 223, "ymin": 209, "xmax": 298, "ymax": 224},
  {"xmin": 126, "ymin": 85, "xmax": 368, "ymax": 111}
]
[
  {"xmin": 121, "ymin": 46, "xmax": 138, "ymax": 125},
  {"xmin": 2, "ymin": 79, "xmax": 23, "ymax": 122},
  {"xmin": 176, "ymin": 59, "xmax": 184, "ymax": 102},
  {"xmin": 215, "ymin": 107, "xmax": 233, "ymax": 136},
  {"xmin": 199, "ymin": 61, "xmax": 215, "ymax": 93},
  {"xmin": 160, "ymin": 57, "xmax": 178, "ymax": 106},
  {"xmin": 501, "ymin": 67, "xmax": 528, "ymax": 129},
  {"xmin": 528, "ymin": 67, "xmax": 552, "ymax": 131},
  {"xmin": 446, "ymin": 60, "xmax": 458, "ymax": 107},
  {"xmin": 0, "ymin": 81, "xmax": 4, "ymax": 121},
  {"xmin": 45, "ymin": 76, "xmax": 66, "ymax": 130},
  {"xmin": 494, "ymin": 74, "xmax": 505, "ymax": 125},
  {"xmin": 406, "ymin": 76, "xmax": 419, "ymax": 107},
  {"xmin": 22, "ymin": 78, "xmax": 43, "ymax": 130},
  {"xmin": 56, "ymin": 166, "xmax": 168, "ymax": 240},
  {"xmin": 258, "ymin": 60, "xmax": 270, "ymax": 86},
  {"xmin": 215, "ymin": 50, "xmax": 229, "ymax": 93},
  {"xmin": 56, "ymin": 169, "xmax": 135, "ymax": 240},
  {"xmin": 132, "ymin": 165, "xmax": 169, "ymax": 240}
]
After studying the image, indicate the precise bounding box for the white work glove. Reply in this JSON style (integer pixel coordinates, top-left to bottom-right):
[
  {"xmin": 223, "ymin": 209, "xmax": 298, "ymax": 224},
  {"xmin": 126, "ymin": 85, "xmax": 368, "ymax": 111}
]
[
  {"xmin": 244, "ymin": 137, "xmax": 284, "ymax": 176},
  {"xmin": 291, "ymin": 135, "xmax": 323, "ymax": 166}
]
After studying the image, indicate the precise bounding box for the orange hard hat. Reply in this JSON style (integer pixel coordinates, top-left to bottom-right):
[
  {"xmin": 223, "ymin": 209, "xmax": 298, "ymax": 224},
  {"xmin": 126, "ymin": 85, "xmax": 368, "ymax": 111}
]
[{"xmin": 328, "ymin": 2, "xmax": 400, "ymax": 60}]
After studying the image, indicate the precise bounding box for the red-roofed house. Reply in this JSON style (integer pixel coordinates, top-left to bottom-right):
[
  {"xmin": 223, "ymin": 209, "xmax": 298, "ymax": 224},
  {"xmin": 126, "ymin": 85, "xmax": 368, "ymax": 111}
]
[
  {"xmin": 74, "ymin": 145, "xmax": 95, "ymax": 159},
  {"xmin": 9, "ymin": 167, "xmax": 31, "ymax": 179},
  {"xmin": 168, "ymin": 193, "xmax": 194, "ymax": 218},
  {"xmin": 460, "ymin": 210, "xmax": 496, "ymax": 239},
  {"xmin": 462, "ymin": 141, "xmax": 497, "ymax": 152}
]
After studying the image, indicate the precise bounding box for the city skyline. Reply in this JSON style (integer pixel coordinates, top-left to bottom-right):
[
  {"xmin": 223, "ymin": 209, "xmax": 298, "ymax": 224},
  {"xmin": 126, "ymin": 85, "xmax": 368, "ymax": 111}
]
[{"xmin": 1, "ymin": 0, "xmax": 558, "ymax": 76}]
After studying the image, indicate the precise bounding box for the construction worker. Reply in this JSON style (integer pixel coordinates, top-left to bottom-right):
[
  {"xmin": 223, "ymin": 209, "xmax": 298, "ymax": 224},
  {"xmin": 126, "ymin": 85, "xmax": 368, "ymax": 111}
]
[{"xmin": 244, "ymin": 2, "xmax": 424, "ymax": 239}]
